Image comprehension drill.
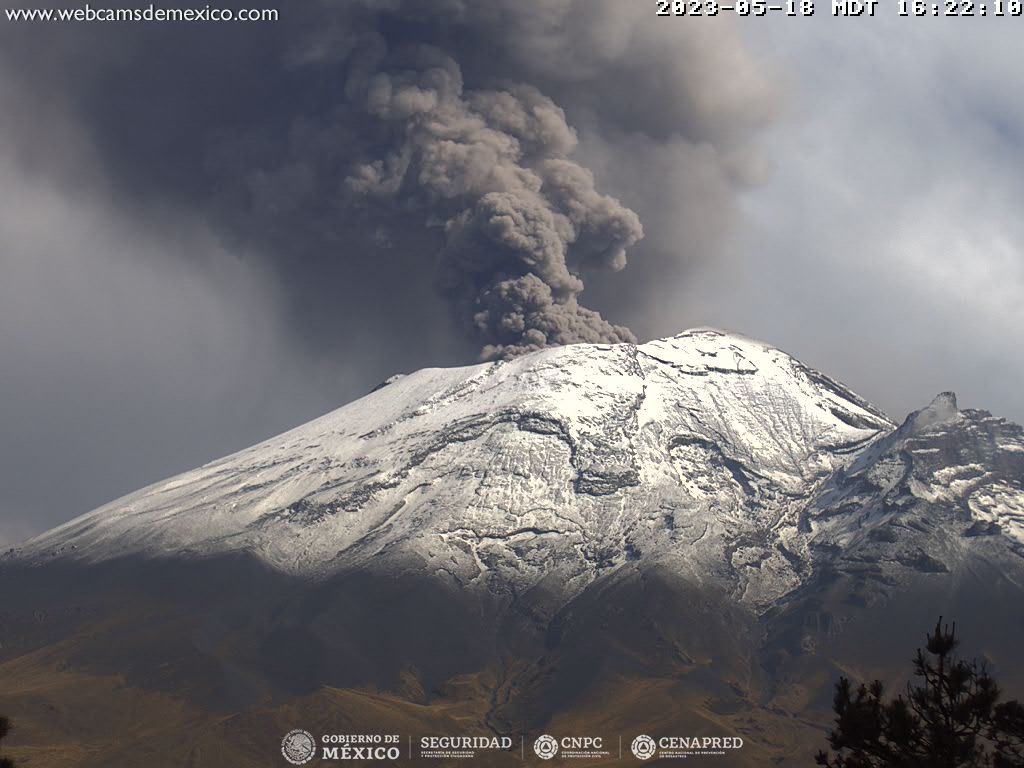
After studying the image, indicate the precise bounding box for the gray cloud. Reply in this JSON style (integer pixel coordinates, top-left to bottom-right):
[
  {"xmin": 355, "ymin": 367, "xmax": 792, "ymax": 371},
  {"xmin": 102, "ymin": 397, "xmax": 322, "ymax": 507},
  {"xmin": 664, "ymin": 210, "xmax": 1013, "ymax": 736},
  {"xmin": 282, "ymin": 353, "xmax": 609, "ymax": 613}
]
[
  {"xmin": 2, "ymin": 1, "xmax": 774, "ymax": 356},
  {"xmin": 210, "ymin": 3, "xmax": 773, "ymax": 358},
  {"xmin": 691, "ymin": 18, "xmax": 1024, "ymax": 426},
  {"xmin": 0, "ymin": 2, "xmax": 776, "ymax": 541},
  {"xmin": 4, "ymin": 5, "xmax": 1022, "ymax": 550},
  {"xmin": 341, "ymin": 45, "xmax": 643, "ymax": 357},
  {"xmin": 0, "ymin": 69, "xmax": 343, "ymax": 546}
]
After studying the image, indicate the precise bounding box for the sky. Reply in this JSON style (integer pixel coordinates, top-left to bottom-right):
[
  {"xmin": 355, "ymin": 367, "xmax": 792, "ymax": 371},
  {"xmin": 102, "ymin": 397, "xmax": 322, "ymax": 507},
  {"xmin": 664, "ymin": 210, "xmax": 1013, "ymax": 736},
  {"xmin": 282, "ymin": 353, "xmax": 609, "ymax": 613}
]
[{"xmin": 1, "ymin": 2, "xmax": 1022, "ymax": 546}]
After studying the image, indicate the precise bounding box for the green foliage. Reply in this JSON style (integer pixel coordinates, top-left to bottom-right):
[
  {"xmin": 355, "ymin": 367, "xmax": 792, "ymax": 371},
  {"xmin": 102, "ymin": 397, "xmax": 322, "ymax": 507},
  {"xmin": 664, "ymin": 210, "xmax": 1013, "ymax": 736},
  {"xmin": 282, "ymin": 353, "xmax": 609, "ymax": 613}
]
[
  {"xmin": 0, "ymin": 715, "xmax": 15, "ymax": 768},
  {"xmin": 816, "ymin": 618, "xmax": 1024, "ymax": 768}
]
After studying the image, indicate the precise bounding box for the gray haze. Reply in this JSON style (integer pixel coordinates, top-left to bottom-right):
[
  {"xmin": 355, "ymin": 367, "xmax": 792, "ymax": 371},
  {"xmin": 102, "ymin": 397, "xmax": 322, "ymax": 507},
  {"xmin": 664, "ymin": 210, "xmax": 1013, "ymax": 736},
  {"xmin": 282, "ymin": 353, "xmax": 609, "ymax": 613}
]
[
  {"xmin": 706, "ymin": 17, "xmax": 1024, "ymax": 431},
  {"xmin": 1, "ymin": 4, "xmax": 1022, "ymax": 545}
]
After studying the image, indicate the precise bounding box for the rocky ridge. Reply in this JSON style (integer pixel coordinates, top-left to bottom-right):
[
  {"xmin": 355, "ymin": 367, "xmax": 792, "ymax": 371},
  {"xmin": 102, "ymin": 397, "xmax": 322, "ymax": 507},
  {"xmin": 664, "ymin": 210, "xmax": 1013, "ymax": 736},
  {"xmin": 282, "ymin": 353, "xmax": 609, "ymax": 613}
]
[{"xmin": 8, "ymin": 329, "xmax": 1023, "ymax": 617}]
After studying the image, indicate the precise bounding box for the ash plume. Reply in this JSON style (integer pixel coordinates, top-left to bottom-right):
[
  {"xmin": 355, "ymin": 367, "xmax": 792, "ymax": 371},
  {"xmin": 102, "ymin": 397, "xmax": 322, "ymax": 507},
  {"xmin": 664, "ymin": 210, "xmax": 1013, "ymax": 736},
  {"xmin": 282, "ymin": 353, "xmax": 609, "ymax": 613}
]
[
  {"xmin": 0, "ymin": 0, "xmax": 779, "ymax": 535},
  {"xmin": 343, "ymin": 45, "xmax": 643, "ymax": 357},
  {"xmin": 0, "ymin": 0, "xmax": 776, "ymax": 361}
]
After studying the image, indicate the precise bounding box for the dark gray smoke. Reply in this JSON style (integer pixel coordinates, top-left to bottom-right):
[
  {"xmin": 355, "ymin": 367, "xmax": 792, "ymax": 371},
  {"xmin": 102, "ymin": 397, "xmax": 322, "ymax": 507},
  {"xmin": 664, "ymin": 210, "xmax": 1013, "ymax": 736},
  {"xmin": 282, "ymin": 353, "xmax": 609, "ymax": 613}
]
[
  {"xmin": 189, "ymin": 0, "xmax": 776, "ymax": 360},
  {"xmin": 0, "ymin": 1, "xmax": 776, "ymax": 365},
  {"xmin": 0, "ymin": 0, "xmax": 778, "ymax": 537},
  {"xmin": 343, "ymin": 44, "xmax": 643, "ymax": 357}
]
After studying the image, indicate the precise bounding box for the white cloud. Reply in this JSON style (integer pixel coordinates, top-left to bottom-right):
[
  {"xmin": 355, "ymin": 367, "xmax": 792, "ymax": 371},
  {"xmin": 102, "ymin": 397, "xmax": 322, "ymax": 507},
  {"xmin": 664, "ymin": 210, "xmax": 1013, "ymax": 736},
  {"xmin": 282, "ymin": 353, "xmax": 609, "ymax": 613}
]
[{"xmin": 683, "ymin": 15, "xmax": 1024, "ymax": 423}]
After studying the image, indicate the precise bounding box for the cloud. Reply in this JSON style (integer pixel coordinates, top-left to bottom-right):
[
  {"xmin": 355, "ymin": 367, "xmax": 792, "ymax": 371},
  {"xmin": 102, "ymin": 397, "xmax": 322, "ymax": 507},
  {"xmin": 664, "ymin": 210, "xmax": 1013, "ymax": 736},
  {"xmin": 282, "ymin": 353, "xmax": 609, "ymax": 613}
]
[
  {"xmin": 0, "ymin": 71, "xmax": 338, "ymax": 534},
  {"xmin": 341, "ymin": 46, "xmax": 643, "ymax": 357},
  {"xmin": 691, "ymin": 17, "xmax": 1024, "ymax": 424},
  {"xmin": 0, "ymin": 2, "xmax": 777, "ymax": 538},
  {"xmin": 3, "ymin": 4, "xmax": 1021, "ymax": 547},
  {"xmin": 0, "ymin": 0, "xmax": 776, "ymax": 359}
]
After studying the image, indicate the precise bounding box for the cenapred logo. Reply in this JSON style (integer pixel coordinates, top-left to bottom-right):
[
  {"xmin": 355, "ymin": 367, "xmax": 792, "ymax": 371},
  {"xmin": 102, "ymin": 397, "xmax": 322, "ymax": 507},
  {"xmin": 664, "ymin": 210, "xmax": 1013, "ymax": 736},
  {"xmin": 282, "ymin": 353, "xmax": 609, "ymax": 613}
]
[
  {"xmin": 631, "ymin": 734, "xmax": 657, "ymax": 760},
  {"xmin": 534, "ymin": 734, "xmax": 559, "ymax": 760},
  {"xmin": 281, "ymin": 729, "xmax": 317, "ymax": 765},
  {"xmin": 631, "ymin": 733, "xmax": 743, "ymax": 760}
]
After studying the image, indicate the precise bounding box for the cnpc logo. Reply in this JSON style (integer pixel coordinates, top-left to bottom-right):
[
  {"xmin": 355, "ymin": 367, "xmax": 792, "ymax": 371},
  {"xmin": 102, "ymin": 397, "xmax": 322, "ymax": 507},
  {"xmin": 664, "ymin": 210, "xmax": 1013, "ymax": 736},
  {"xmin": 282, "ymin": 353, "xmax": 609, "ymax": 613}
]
[
  {"xmin": 534, "ymin": 735, "xmax": 559, "ymax": 760},
  {"xmin": 533, "ymin": 734, "xmax": 605, "ymax": 760}
]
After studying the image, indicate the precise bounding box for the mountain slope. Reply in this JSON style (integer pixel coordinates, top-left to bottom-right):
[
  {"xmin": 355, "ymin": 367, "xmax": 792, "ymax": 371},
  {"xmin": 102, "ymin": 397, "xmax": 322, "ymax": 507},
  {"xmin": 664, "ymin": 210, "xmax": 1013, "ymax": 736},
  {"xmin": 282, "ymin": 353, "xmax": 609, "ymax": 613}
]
[
  {"xmin": 9, "ymin": 329, "xmax": 894, "ymax": 608},
  {"xmin": 3, "ymin": 328, "xmax": 1024, "ymax": 768}
]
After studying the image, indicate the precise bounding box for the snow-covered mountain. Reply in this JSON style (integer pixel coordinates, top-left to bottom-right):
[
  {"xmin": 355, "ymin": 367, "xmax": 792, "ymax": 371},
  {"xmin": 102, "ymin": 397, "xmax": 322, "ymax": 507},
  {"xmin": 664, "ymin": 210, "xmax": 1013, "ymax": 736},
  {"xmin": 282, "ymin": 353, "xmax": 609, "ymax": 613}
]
[
  {"xmin": 10, "ymin": 328, "xmax": 1022, "ymax": 613},
  {"xmin": 4, "ymin": 328, "xmax": 1024, "ymax": 768},
  {"xmin": 8, "ymin": 331, "xmax": 885, "ymax": 592}
]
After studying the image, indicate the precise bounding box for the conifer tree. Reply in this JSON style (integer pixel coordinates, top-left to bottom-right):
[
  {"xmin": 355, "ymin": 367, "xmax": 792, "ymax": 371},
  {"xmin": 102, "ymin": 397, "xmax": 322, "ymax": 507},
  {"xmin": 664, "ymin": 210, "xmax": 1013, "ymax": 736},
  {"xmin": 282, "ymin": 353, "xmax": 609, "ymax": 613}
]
[
  {"xmin": 0, "ymin": 715, "xmax": 16, "ymax": 768},
  {"xmin": 816, "ymin": 618, "xmax": 1024, "ymax": 767}
]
